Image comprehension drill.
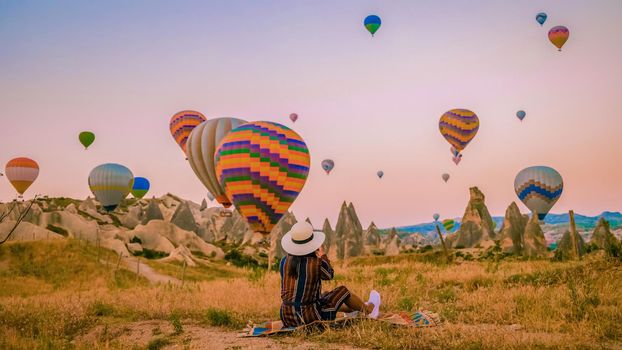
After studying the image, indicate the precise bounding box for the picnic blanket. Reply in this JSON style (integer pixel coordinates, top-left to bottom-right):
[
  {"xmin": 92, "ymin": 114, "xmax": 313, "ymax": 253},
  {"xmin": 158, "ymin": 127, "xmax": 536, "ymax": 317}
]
[{"xmin": 239, "ymin": 310, "xmax": 441, "ymax": 337}]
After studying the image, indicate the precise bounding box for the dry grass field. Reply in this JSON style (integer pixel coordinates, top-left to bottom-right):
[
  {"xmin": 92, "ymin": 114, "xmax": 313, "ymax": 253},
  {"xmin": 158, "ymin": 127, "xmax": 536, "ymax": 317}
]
[{"xmin": 1, "ymin": 239, "xmax": 621, "ymax": 349}]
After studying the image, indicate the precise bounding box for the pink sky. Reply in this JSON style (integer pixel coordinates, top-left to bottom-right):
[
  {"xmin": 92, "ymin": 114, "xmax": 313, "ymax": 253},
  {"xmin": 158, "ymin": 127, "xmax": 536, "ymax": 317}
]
[{"xmin": 1, "ymin": 1, "xmax": 621, "ymax": 228}]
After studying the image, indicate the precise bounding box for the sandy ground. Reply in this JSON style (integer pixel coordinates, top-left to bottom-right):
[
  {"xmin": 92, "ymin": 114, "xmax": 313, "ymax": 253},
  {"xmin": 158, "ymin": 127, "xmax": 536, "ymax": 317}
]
[
  {"xmin": 121, "ymin": 256, "xmax": 181, "ymax": 285},
  {"xmin": 75, "ymin": 320, "xmax": 362, "ymax": 350}
]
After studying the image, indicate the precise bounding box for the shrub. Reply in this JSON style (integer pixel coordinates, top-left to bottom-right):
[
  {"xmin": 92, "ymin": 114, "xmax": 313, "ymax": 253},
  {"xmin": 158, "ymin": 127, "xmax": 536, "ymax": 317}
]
[
  {"xmin": 46, "ymin": 224, "xmax": 68, "ymax": 237},
  {"xmin": 225, "ymin": 249, "xmax": 259, "ymax": 268},
  {"xmin": 129, "ymin": 236, "xmax": 142, "ymax": 244},
  {"xmin": 203, "ymin": 308, "xmax": 241, "ymax": 328},
  {"xmin": 147, "ymin": 338, "xmax": 170, "ymax": 350},
  {"xmin": 89, "ymin": 301, "xmax": 114, "ymax": 317}
]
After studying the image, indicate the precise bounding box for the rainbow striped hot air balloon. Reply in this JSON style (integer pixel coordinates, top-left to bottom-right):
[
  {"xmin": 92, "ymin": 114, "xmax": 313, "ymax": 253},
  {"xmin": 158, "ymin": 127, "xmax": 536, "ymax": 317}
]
[
  {"xmin": 215, "ymin": 121, "xmax": 310, "ymax": 234},
  {"xmin": 131, "ymin": 177, "xmax": 150, "ymax": 199},
  {"xmin": 442, "ymin": 219, "xmax": 455, "ymax": 232},
  {"xmin": 169, "ymin": 110, "xmax": 206, "ymax": 155},
  {"xmin": 548, "ymin": 26, "xmax": 569, "ymax": 51},
  {"xmin": 439, "ymin": 109, "xmax": 480, "ymax": 161},
  {"xmin": 514, "ymin": 166, "xmax": 563, "ymax": 220},
  {"xmin": 88, "ymin": 163, "xmax": 134, "ymax": 211},
  {"xmin": 5, "ymin": 157, "xmax": 39, "ymax": 196}
]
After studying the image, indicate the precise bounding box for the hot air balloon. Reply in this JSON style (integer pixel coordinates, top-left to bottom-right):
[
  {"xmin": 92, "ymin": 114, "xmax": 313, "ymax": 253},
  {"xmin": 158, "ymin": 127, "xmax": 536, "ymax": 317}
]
[
  {"xmin": 548, "ymin": 26, "xmax": 569, "ymax": 51},
  {"xmin": 321, "ymin": 159, "xmax": 335, "ymax": 174},
  {"xmin": 88, "ymin": 163, "xmax": 134, "ymax": 211},
  {"xmin": 536, "ymin": 12, "xmax": 547, "ymax": 26},
  {"xmin": 442, "ymin": 173, "xmax": 450, "ymax": 183},
  {"xmin": 377, "ymin": 170, "xmax": 384, "ymax": 179},
  {"xmin": 207, "ymin": 191, "xmax": 215, "ymax": 202},
  {"xmin": 215, "ymin": 121, "xmax": 310, "ymax": 234},
  {"xmin": 514, "ymin": 166, "xmax": 563, "ymax": 220},
  {"xmin": 5, "ymin": 157, "xmax": 39, "ymax": 196},
  {"xmin": 131, "ymin": 177, "xmax": 150, "ymax": 199},
  {"xmin": 433, "ymin": 213, "xmax": 440, "ymax": 221},
  {"xmin": 516, "ymin": 110, "xmax": 526, "ymax": 121},
  {"xmin": 452, "ymin": 154, "xmax": 462, "ymax": 165},
  {"xmin": 79, "ymin": 131, "xmax": 95, "ymax": 149},
  {"xmin": 439, "ymin": 109, "xmax": 480, "ymax": 154},
  {"xmin": 186, "ymin": 117, "xmax": 247, "ymax": 208},
  {"xmin": 289, "ymin": 113, "xmax": 298, "ymax": 123},
  {"xmin": 364, "ymin": 15, "xmax": 381, "ymax": 36},
  {"xmin": 442, "ymin": 219, "xmax": 455, "ymax": 232},
  {"xmin": 169, "ymin": 110, "xmax": 206, "ymax": 155},
  {"xmin": 450, "ymin": 146, "xmax": 460, "ymax": 157}
]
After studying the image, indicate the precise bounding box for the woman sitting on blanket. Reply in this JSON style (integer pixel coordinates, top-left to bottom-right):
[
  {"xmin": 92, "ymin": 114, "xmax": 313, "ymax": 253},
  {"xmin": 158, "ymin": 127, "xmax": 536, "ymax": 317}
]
[{"xmin": 279, "ymin": 222, "xmax": 381, "ymax": 327}]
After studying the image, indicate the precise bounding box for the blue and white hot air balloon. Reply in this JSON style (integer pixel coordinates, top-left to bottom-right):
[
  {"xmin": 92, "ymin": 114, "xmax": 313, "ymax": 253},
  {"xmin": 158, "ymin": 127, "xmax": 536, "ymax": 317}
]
[
  {"xmin": 514, "ymin": 166, "xmax": 563, "ymax": 220},
  {"xmin": 88, "ymin": 163, "xmax": 134, "ymax": 211}
]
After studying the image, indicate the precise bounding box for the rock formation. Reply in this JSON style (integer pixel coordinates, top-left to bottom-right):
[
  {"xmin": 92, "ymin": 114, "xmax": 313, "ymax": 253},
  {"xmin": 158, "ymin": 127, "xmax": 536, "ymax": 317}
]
[
  {"xmin": 451, "ymin": 187, "xmax": 496, "ymax": 248},
  {"xmin": 335, "ymin": 201, "xmax": 364, "ymax": 259},
  {"xmin": 556, "ymin": 229, "xmax": 586, "ymax": 259},
  {"xmin": 0, "ymin": 220, "xmax": 63, "ymax": 241},
  {"xmin": 200, "ymin": 199, "xmax": 208, "ymax": 211},
  {"xmin": 384, "ymin": 228, "xmax": 401, "ymax": 256},
  {"xmin": 590, "ymin": 218, "xmax": 620, "ymax": 250},
  {"xmin": 498, "ymin": 202, "xmax": 529, "ymax": 254},
  {"xmin": 268, "ymin": 211, "xmax": 297, "ymax": 264},
  {"xmin": 365, "ymin": 222, "xmax": 381, "ymax": 246},
  {"xmin": 170, "ymin": 200, "xmax": 198, "ymax": 232},
  {"xmin": 522, "ymin": 214, "xmax": 548, "ymax": 257},
  {"xmin": 143, "ymin": 199, "xmax": 164, "ymax": 224},
  {"xmin": 321, "ymin": 218, "xmax": 337, "ymax": 260}
]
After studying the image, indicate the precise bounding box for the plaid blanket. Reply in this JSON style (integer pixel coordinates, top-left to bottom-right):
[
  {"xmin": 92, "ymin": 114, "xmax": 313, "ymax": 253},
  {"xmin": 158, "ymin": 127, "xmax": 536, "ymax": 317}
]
[{"xmin": 239, "ymin": 310, "xmax": 441, "ymax": 337}]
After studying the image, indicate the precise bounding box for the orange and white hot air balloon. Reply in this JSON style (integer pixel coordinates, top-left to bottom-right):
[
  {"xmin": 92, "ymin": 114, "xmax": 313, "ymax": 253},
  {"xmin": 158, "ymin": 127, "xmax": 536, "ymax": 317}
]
[{"xmin": 5, "ymin": 157, "xmax": 39, "ymax": 196}]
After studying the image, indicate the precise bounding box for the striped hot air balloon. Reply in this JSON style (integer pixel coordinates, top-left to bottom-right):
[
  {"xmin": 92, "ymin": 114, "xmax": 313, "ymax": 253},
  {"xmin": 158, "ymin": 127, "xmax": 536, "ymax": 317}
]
[
  {"xmin": 5, "ymin": 157, "xmax": 39, "ymax": 196},
  {"xmin": 214, "ymin": 121, "xmax": 310, "ymax": 234},
  {"xmin": 131, "ymin": 177, "xmax": 150, "ymax": 199},
  {"xmin": 514, "ymin": 166, "xmax": 563, "ymax": 220},
  {"xmin": 548, "ymin": 26, "xmax": 569, "ymax": 51},
  {"xmin": 442, "ymin": 219, "xmax": 455, "ymax": 232},
  {"xmin": 433, "ymin": 213, "xmax": 440, "ymax": 221},
  {"xmin": 439, "ymin": 109, "xmax": 480, "ymax": 153},
  {"xmin": 186, "ymin": 117, "xmax": 247, "ymax": 208},
  {"xmin": 88, "ymin": 163, "xmax": 134, "ymax": 211},
  {"xmin": 321, "ymin": 159, "xmax": 335, "ymax": 174},
  {"xmin": 169, "ymin": 110, "xmax": 206, "ymax": 155}
]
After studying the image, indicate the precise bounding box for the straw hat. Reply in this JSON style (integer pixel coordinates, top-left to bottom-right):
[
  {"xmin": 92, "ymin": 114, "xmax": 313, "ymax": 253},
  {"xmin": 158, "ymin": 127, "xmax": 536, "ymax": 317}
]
[{"xmin": 281, "ymin": 222, "xmax": 325, "ymax": 256}]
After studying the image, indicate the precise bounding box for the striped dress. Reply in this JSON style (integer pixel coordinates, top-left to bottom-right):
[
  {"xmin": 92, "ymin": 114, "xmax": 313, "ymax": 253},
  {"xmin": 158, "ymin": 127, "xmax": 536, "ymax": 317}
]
[{"xmin": 279, "ymin": 254, "xmax": 351, "ymax": 327}]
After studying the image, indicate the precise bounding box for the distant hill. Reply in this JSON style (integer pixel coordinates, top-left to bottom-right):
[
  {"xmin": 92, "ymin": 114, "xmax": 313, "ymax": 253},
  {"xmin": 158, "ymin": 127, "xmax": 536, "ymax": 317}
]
[{"xmin": 383, "ymin": 211, "xmax": 622, "ymax": 238}]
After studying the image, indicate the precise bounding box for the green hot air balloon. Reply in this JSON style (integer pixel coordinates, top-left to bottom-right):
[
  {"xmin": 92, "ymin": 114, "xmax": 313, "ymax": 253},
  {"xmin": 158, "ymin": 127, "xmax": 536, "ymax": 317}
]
[
  {"xmin": 364, "ymin": 15, "xmax": 382, "ymax": 37},
  {"xmin": 79, "ymin": 131, "xmax": 95, "ymax": 149}
]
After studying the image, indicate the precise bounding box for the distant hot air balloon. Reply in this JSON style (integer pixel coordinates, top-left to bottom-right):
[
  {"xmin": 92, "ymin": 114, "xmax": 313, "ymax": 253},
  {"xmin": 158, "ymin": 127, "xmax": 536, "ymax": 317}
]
[
  {"xmin": 377, "ymin": 170, "xmax": 384, "ymax": 179},
  {"xmin": 364, "ymin": 15, "xmax": 381, "ymax": 36},
  {"xmin": 169, "ymin": 110, "xmax": 206, "ymax": 155},
  {"xmin": 514, "ymin": 166, "xmax": 563, "ymax": 220},
  {"xmin": 186, "ymin": 117, "xmax": 247, "ymax": 208},
  {"xmin": 450, "ymin": 146, "xmax": 460, "ymax": 157},
  {"xmin": 289, "ymin": 113, "xmax": 298, "ymax": 123},
  {"xmin": 207, "ymin": 191, "xmax": 215, "ymax": 202},
  {"xmin": 88, "ymin": 163, "xmax": 134, "ymax": 211},
  {"xmin": 439, "ymin": 109, "xmax": 480, "ymax": 156},
  {"xmin": 321, "ymin": 159, "xmax": 335, "ymax": 174},
  {"xmin": 131, "ymin": 177, "xmax": 150, "ymax": 199},
  {"xmin": 442, "ymin": 173, "xmax": 450, "ymax": 183},
  {"xmin": 548, "ymin": 26, "xmax": 569, "ymax": 51},
  {"xmin": 5, "ymin": 157, "xmax": 39, "ymax": 196},
  {"xmin": 442, "ymin": 219, "xmax": 455, "ymax": 232},
  {"xmin": 452, "ymin": 154, "xmax": 462, "ymax": 165},
  {"xmin": 433, "ymin": 213, "xmax": 440, "ymax": 221},
  {"xmin": 516, "ymin": 110, "xmax": 526, "ymax": 121},
  {"xmin": 215, "ymin": 121, "xmax": 310, "ymax": 234},
  {"xmin": 536, "ymin": 12, "xmax": 547, "ymax": 26},
  {"xmin": 79, "ymin": 131, "xmax": 95, "ymax": 150}
]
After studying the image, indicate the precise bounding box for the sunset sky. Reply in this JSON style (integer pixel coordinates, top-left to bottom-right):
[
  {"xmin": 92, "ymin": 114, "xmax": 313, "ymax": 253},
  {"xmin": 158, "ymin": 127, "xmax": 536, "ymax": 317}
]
[{"xmin": 1, "ymin": 0, "xmax": 621, "ymax": 229}]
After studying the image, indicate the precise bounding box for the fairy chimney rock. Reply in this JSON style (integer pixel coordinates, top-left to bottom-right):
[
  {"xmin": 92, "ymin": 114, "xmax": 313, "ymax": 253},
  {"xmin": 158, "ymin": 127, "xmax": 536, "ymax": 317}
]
[
  {"xmin": 498, "ymin": 202, "xmax": 529, "ymax": 254},
  {"xmin": 452, "ymin": 187, "xmax": 496, "ymax": 248}
]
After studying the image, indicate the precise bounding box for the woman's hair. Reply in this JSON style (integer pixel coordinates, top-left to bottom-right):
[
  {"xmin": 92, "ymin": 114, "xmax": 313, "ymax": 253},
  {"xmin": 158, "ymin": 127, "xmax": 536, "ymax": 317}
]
[{"xmin": 287, "ymin": 252, "xmax": 316, "ymax": 278}]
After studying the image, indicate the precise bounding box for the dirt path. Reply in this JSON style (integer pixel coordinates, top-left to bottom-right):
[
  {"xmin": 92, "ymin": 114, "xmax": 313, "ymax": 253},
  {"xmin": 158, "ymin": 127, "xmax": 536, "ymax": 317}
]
[
  {"xmin": 76, "ymin": 320, "xmax": 362, "ymax": 350},
  {"xmin": 121, "ymin": 256, "xmax": 181, "ymax": 285}
]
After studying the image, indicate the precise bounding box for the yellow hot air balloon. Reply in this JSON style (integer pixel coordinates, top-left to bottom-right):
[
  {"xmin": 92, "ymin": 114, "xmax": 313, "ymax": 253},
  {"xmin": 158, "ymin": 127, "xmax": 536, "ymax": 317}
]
[{"xmin": 5, "ymin": 157, "xmax": 39, "ymax": 196}]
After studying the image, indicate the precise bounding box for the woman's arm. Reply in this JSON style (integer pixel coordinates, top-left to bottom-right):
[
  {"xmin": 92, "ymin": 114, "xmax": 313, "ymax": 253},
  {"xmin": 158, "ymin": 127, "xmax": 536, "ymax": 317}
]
[{"xmin": 317, "ymin": 247, "xmax": 334, "ymax": 280}]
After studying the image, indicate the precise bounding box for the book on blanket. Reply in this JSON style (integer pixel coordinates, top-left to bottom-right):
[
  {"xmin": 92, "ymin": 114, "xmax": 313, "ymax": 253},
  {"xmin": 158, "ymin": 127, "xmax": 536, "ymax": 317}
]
[{"xmin": 239, "ymin": 310, "xmax": 442, "ymax": 337}]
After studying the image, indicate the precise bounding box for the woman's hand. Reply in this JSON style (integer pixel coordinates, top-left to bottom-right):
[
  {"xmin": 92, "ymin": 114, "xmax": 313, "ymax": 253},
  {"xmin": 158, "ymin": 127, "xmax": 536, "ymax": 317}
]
[{"xmin": 316, "ymin": 246, "xmax": 325, "ymax": 257}]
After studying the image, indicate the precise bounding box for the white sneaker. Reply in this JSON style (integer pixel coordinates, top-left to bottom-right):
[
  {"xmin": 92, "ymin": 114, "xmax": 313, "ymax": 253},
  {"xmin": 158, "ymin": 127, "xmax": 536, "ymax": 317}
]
[{"xmin": 367, "ymin": 290, "xmax": 381, "ymax": 319}]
